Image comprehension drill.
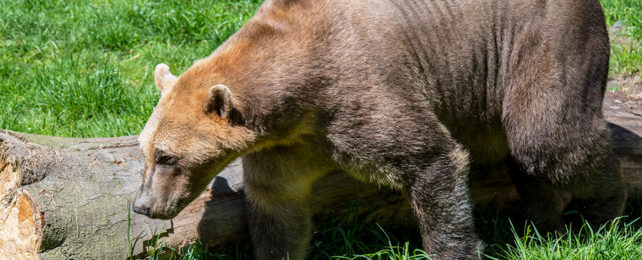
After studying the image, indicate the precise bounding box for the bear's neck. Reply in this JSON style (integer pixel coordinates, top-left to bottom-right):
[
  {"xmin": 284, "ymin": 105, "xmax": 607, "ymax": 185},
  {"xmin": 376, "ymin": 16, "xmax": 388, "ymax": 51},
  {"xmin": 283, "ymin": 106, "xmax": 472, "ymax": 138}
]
[{"xmin": 192, "ymin": 2, "xmax": 331, "ymax": 138}]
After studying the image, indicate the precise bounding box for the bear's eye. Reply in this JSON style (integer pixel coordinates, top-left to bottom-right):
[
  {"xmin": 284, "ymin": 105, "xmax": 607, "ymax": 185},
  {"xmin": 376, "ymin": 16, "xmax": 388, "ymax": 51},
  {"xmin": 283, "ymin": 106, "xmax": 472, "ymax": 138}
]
[{"xmin": 154, "ymin": 150, "xmax": 178, "ymax": 165}]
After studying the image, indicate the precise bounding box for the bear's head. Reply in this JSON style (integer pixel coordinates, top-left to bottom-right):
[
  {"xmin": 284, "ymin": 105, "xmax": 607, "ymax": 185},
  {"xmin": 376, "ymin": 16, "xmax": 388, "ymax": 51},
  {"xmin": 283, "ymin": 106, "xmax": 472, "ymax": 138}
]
[{"xmin": 132, "ymin": 63, "xmax": 256, "ymax": 219}]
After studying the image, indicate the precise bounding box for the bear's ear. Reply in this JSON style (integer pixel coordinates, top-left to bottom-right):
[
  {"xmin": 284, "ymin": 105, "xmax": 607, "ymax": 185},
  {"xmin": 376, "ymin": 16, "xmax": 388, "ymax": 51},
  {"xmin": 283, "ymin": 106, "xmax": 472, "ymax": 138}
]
[
  {"xmin": 154, "ymin": 63, "xmax": 178, "ymax": 93},
  {"xmin": 203, "ymin": 84, "xmax": 234, "ymax": 119}
]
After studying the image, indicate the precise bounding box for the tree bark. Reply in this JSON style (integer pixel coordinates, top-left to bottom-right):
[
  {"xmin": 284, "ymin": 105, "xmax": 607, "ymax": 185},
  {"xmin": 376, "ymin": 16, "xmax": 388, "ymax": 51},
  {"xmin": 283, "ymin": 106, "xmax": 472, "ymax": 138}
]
[{"xmin": 0, "ymin": 95, "xmax": 640, "ymax": 259}]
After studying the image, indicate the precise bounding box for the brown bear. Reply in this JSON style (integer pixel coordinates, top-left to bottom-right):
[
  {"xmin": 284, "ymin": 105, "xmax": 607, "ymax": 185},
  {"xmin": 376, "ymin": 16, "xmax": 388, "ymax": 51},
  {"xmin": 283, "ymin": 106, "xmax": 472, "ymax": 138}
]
[{"xmin": 132, "ymin": 0, "xmax": 625, "ymax": 259}]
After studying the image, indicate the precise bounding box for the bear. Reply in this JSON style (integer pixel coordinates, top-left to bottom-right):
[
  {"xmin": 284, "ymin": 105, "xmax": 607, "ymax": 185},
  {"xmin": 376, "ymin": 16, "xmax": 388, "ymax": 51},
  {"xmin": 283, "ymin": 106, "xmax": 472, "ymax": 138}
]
[{"xmin": 132, "ymin": 0, "xmax": 625, "ymax": 259}]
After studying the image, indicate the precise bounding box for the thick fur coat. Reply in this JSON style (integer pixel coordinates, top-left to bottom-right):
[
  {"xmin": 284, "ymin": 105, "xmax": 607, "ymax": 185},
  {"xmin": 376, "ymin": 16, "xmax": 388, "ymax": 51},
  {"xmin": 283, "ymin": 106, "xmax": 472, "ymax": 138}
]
[{"xmin": 133, "ymin": 0, "xmax": 624, "ymax": 259}]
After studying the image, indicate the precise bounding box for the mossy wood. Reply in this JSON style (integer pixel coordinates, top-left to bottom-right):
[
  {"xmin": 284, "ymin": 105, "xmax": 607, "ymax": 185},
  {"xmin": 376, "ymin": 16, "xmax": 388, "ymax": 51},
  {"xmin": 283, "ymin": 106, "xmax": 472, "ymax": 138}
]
[{"xmin": 0, "ymin": 95, "xmax": 640, "ymax": 259}]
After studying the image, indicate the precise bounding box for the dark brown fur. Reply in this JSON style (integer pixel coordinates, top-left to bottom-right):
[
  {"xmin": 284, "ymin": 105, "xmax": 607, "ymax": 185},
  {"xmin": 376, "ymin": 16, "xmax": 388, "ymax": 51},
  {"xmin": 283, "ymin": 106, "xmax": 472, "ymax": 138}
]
[{"xmin": 132, "ymin": 0, "xmax": 624, "ymax": 259}]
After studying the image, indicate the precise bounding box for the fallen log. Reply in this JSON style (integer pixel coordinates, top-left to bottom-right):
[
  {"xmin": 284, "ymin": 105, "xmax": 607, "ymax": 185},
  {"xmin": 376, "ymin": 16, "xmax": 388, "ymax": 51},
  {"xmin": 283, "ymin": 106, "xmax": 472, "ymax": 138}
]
[{"xmin": 0, "ymin": 94, "xmax": 640, "ymax": 259}]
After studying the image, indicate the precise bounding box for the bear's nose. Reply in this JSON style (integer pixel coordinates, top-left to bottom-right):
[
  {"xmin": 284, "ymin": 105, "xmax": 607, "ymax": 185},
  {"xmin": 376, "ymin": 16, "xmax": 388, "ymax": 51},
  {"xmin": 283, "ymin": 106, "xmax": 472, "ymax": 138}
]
[
  {"xmin": 133, "ymin": 204, "xmax": 151, "ymax": 216},
  {"xmin": 133, "ymin": 185, "xmax": 152, "ymax": 216}
]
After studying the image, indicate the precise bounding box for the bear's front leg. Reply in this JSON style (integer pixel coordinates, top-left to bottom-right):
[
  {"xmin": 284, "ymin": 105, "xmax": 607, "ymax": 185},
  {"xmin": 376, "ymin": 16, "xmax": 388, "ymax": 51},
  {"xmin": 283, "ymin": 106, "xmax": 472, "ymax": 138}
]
[
  {"xmin": 242, "ymin": 146, "xmax": 333, "ymax": 260},
  {"xmin": 245, "ymin": 189, "xmax": 312, "ymax": 260},
  {"xmin": 405, "ymin": 147, "xmax": 482, "ymax": 259}
]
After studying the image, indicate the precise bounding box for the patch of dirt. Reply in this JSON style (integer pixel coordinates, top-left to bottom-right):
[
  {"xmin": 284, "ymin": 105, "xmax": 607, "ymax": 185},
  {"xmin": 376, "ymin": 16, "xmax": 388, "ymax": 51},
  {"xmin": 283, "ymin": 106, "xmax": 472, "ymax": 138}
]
[
  {"xmin": 606, "ymin": 75, "xmax": 642, "ymax": 117},
  {"xmin": 604, "ymin": 25, "xmax": 642, "ymax": 117}
]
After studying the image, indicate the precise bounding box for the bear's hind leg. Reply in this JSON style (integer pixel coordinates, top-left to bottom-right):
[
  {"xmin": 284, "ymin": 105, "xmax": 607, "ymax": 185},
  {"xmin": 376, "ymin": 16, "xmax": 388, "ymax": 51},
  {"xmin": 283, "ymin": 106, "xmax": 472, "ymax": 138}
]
[
  {"xmin": 504, "ymin": 98, "xmax": 626, "ymax": 231},
  {"xmin": 507, "ymin": 144, "xmax": 626, "ymax": 232},
  {"xmin": 564, "ymin": 153, "xmax": 627, "ymax": 229},
  {"xmin": 506, "ymin": 158, "xmax": 569, "ymax": 232},
  {"xmin": 501, "ymin": 20, "xmax": 624, "ymax": 230},
  {"xmin": 406, "ymin": 147, "xmax": 482, "ymax": 259}
]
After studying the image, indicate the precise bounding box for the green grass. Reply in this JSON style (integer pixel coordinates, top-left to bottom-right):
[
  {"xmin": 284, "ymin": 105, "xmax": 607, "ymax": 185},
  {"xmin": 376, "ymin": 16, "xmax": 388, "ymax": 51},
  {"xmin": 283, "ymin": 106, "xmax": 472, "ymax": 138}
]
[
  {"xmin": 497, "ymin": 219, "xmax": 642, "ymax": 259},
  {"xmin": 608, "ymin": 41, "xmax": 642, "ymax": 77},
  {"xmin": 602, "ymin": 0, "xmax": 642, "ymax": 41},
  {"xmin": 2, "ymin": 0, "xmax": 641, "ymax": 259},
  {"xmin": 601, "ymin": 0, "xmax": 642, "ymax": 76},
  {"xmin": 0, "ymin": 0, "xmax": 262, "ymax": 137}
]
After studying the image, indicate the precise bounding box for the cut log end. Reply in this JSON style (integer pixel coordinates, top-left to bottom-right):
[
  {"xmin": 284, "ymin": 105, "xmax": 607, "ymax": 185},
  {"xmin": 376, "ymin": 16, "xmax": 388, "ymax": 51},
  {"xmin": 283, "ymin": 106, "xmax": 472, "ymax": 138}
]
[{"xmin": 0, "ymin": 190, "xmax": 44, "ymax": 260}]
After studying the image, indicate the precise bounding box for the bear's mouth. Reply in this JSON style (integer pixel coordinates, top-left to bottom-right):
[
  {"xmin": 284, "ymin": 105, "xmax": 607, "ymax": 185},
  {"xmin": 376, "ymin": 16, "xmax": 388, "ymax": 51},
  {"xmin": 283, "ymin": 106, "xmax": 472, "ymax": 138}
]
[
  {"xmin": 167, "ymin": 197, "xmax": 185, "ymax": 219},
  {"xmin": 149, "ymin": 198, "xmax": 184, "ymax": 220}
]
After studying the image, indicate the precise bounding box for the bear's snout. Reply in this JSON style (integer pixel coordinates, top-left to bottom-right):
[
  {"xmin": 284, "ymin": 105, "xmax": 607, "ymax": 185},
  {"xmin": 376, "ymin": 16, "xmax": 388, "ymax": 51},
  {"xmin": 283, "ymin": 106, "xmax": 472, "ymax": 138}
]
[
  {"xmin": 132, "ymin": 202, "xmax": 151, "ymax": 217},
  {"xmin": 132, "ymin": 186, "xmax": 152, "ymax": 217}
]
